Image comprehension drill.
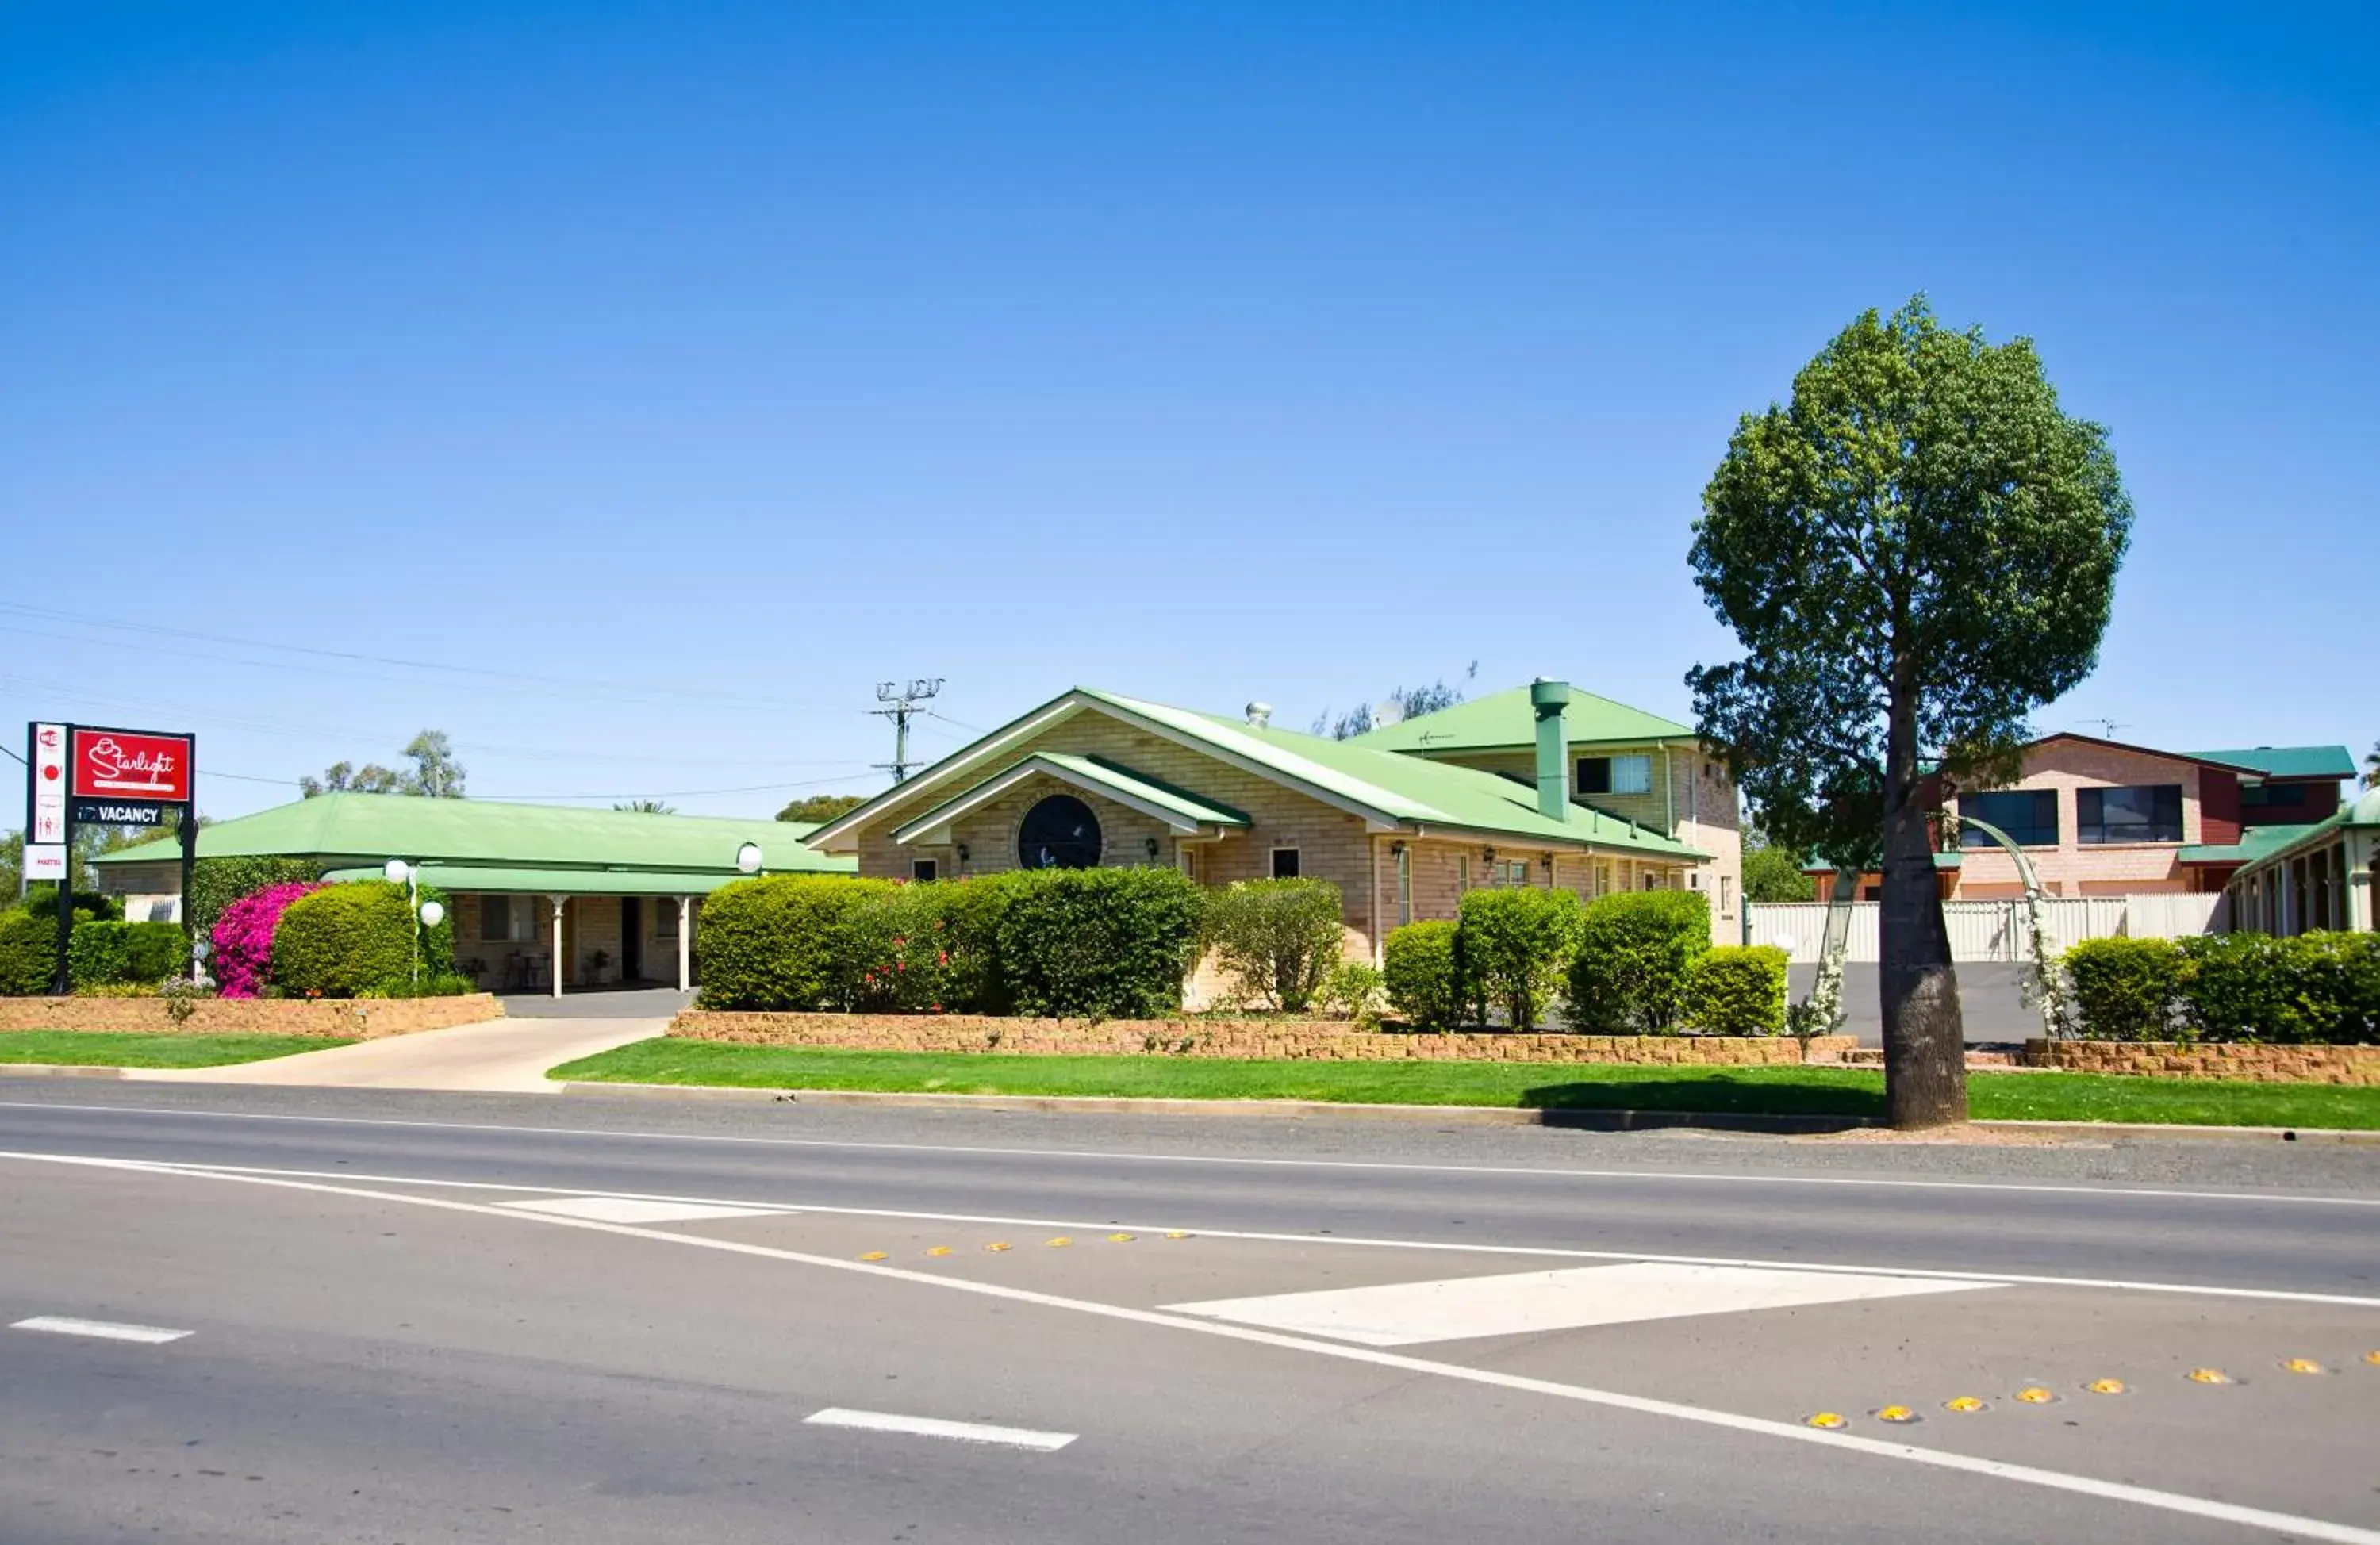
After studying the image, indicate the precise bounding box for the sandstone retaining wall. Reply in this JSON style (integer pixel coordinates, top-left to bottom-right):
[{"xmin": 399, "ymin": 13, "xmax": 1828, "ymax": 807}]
[
  {"xmin": 0, "ymin": 994, "xmax": 505, "ymax": 1040},
  {"xmin": 671, "ymin": 1010, "xmax": 1852, "ymax": 1064},
  {"xmin": 2023, "ymin": 1040, "xmax": 2380, "ymax": 1084}
]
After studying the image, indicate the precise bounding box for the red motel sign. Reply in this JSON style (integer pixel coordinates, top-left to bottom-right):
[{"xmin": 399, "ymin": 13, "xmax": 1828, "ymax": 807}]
[{"xmin": 69, "ymin": 727, "xmax": 194, "ymax": 804}]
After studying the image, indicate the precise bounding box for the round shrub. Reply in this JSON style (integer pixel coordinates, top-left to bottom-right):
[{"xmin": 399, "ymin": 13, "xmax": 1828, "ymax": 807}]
[
  {"xmin": 1680, "ymin": 944, "xmax": 1790, "ymax": 1036},
  {"xmin": 1457, "ymin": 887, "xmax": 1585, "ymax": 1030},
  {"xmin": 0, "ymin": 908, "xmax": 57, "ymax": 995},
  {"xmin": 1565, "ymin": 890, "xmax": 1712, "ymax": 1033},
  {"xmin": 2176, "ymin": 931, "xmax": 2380, "ymax": 1045},
  {"xmin": 867, "ymin": 874, "xmax": 1023, "ymax": 1015},
  {"xmin": 695, "ymin": 875, "xmax": 895, "ymax": 1010},
  {"xmin": 1203, "ymin": 877, "xmax": 1347, "ymax": 1012},
  {"xmin": 992, "ymin": 866, "xmax": 1207, "ymax": 1020},
  {"xmin": 1383, "ymin": 919, "xmax": 1464, "ymax": 1029},
  {"xmin": 211, "ymin": 880, "xmax": 324, "ymax": 999},
  {"xmin": 272, "ymin": 880, "xmax": 454, "ymax": 998},
  {"xmin": 2060, "ymin": 937, "xmax": 2185, "ymax": 1041}
]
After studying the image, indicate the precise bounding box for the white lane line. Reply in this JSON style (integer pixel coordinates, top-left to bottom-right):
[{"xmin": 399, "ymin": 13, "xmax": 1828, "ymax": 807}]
[
  {"xmin": 12, "ymin": 1316, "xmax": 190, "ymax": 1344},
  {"xmin": 3, "ymin": 1098, "xmax": 2370, "ymax": 1208},
  {"xmin": 804, "ymin": 1407, "xmax": 1076, "ymax": 1451},
  {"xmin": 496, "ymin": 1196, "xmax": 785, "ymax": 1225},
  {"xmin": 4, "ymin": 1152, "xmax": 2377, "ymax": 1545},
  {"xmin": 38, "ymin": 1155, "xmax": 2380, "ymax": 1310},
  {"xmin": 1167, "ymin": 1264, "xmax": 2000, "ymax": 1346}
]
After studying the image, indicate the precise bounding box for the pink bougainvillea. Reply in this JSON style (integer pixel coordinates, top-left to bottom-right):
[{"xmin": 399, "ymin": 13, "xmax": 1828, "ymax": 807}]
[{"xmin": 209, "ymin": 881, "xmax": 324, "ymax": 999}]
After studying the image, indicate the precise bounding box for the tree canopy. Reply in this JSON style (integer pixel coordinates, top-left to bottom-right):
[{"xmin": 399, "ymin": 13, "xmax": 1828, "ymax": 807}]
[
  {"xmin": 301, "ymin": 730, "xmax": 466, "ymax": 799},
  {"xmin": 1311, "ymin": 663, "xmax": 1477, "ymax": 740},
  {"xmin": 1687, "ymin": 297, "xmax": 2131, "ymax": 1125},
  {"xmin": 776, "ymin": 792, "xmax": 868, "ymax": 824},
  {"xmin": 1740, "ymin": 830, "xmax": 1817, "ymax": 904}
]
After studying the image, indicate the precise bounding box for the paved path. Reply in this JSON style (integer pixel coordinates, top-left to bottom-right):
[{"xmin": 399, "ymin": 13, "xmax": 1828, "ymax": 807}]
[
  {"xmin": 1, "ymin": 1087, "xmax": 2375, "ymax": 1543},
  {"xmin": 131, "ymin": 1014, "xmax": 662, "ymax": 1092}
]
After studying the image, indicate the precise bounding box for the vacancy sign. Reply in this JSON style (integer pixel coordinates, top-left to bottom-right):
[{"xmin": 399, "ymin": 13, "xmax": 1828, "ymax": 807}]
[{"xmin": 70, "ymin": 728, "xmax": 193, "ymax": 805}]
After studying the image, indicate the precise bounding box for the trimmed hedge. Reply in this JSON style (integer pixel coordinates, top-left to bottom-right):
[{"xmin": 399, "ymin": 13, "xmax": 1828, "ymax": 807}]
[
  {"xmin": 1382, "ymin": 919, "xmax": 1464, "ymax": 1029},
  {"xmin": 995, "ymin": 867, "xmax": 1207, "ymax": 1019},
  {"xmin": 866, "ymin": 873, "xmax": 1021, "ymax": 1015},
  {"xmin": 1681, "ymin": 944, "xmax": 1789, "ymax": 1036},
  {"xmin": 1565, "ymin": 891, "xmax": 1711, "ymax": 1033},
  {"xmin": 0, "ymin": 910, "xmax": 56, "ymax": 995},
  {"xmin": 2057, "ymin": 932, "xmax": 2380, "ymax": 1045},
  {"xmin": 67, "ymin": 921, "xmax": 186, "ymax": 991},
  {"xmin": 1457, "ymin": 887, "xmax": 1583, "ymax": 1030},
  {"xmin": 2061, "ymin": 937, "xmax": 2184, "ymax": 1041},
  {"xmin": 272, "ymin": 880, "xmax": 455, "ymax": 998},
  {"xmin": 695, "ymin": 875, "xmax": 900, "ymax": 1011},
  {"xmin": 1203, "ymin": 877, "xmax": 1346, "ymax": 1012}
]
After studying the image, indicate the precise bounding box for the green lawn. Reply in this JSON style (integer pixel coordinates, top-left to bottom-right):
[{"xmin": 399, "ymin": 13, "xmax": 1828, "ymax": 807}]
[
  {"xmin": 0, "ymin": 1031, "xmax": 355, "ymax": 1068},
  {"xmin": 549, "ymin": 1039, "xmax": 2380, "ymax": 1130}
]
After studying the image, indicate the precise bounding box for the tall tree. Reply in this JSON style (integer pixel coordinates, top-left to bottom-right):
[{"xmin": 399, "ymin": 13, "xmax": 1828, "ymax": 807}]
[
  {"xmin": 300, "ymin": 730, "xmax": 467, "ymax": 799},
  {"xmin": 1687, "ymin": 297, "xmax": 2132, "ymax": 1128},
  {"xmin": 2364, "ymin": 739, "xmax": 2378, "ymax": 791},
  {"xmin": 1311, "ymin": 664, "xmax": 1477, "ymax": 740},
  {"xmin": 1740, "ymin": 826, "xmax": 1817, "ymax": 904},
  {"xmin": 777, "ymin": 792, "xmax": 868, "ymax": 824}
]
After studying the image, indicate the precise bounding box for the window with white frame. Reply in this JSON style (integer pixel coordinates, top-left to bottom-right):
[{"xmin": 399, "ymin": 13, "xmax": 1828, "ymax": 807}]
[
  {"xmin": 1576, "ymin": 754, "xmax": 1654, "ymax": 797},
  {"xmin": 1497, "ymin": 860, "xmax": 1531, "ymax": 888}
]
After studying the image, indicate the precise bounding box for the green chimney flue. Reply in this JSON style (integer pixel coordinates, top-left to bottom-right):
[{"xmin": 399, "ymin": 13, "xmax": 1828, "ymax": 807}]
[{"xmin": 1530, "ymin": 678, "xmax": 1572, "ymax": 823}]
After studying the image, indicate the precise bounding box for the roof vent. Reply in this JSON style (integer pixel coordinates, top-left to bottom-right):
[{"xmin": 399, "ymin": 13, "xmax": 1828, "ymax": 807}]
[{"xmin": 1244, "ymin": 702, "xmax": 1273, "ymax": 728}]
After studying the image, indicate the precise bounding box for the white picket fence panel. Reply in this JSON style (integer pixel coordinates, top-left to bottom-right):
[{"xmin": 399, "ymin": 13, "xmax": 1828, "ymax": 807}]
[{"xmin": 1747, "ymin": 893, "xmax": 2225, "ymax": 964}]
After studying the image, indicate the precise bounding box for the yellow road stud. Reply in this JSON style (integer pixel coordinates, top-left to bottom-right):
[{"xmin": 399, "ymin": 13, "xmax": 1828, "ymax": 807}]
[
  {"xmin": 1875, "ymin": 1405, "xmax": 1920, "ymax": 1424},
  {"xmin": 2086, "ymin": 1378, "xmax": 2128, "ymax": 1395},
  {"xmin": 1165, "ymin": 1231, "xmax": 1192, "ymax": 1240},
  {"xmin": 858, "ymin": 1251, "xmax": 889, "ymax": 1262},
  {"xmin": 2185, "ymin": 1368, "xmax": 2232, "ymax": 1385},
  {"xmin": 1046, "ymin": 1236, "xmax": 1073, "ymax": 1248},
  {"xmin": 2014, "ymin": 1386, "xmax": 2056, "ymax": 1405},
  {"xmin": 925, "ymin": 1246, "xmax": 954, "ymax": 1257},
  {"xmin": 1107, "ymin": 1233, "xmax": 1136, "ymax": 1243},
  {"xmin": 985, "ymin": 1242, "xmax": 1012, "ymax": 1252},
  {"xmin": 1805, "ymin": 1412, "xmax": 1848, "ymax": 1430},
  {"xmin": 2365, "ymin": 1351, "xmax": 2380, "ymax": 1366},
  {"xmin": 1942, "ymin": 1397, "xmax": 1987, "ymax": 1413},
  {"xmin": 2280, "ymin": 1358, "xmax": 2325, "ymax": 1374}
]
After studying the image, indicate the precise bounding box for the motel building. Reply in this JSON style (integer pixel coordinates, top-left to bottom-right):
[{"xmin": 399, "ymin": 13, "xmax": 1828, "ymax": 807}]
[{"xmin": 92, "ymin": 793, "xmax": 854, "ymax": 996}]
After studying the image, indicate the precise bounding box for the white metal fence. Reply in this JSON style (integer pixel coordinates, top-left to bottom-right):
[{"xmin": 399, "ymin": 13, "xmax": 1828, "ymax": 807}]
[{"xmin": 1746, "ymin": 893, "xmax": 2227, "ymax": 964}]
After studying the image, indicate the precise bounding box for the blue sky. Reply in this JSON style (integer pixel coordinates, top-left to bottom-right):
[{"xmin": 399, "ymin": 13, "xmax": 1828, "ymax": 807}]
[{"xmin": 3, "ymin": 2, "xmax": 2373, "ymax": 820}]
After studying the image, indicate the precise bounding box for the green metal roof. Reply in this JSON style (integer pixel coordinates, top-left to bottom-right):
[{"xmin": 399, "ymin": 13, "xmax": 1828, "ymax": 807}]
[
  {"xmin": 813, "ymin": 688, "xmax": 1706, "ymax": 861},
  {"xmin": 318, "ymin": 864, "xmax": 777, "ymax": 895},
  {"xmin": 1347, "ymin": 683, "xmax": 1695, "ymax": 753},
  {"xmin": 893, "ymin": 752, "xmax": 1250, "ymax": 844},
  {"xmin": 94, "ymin": 792, "xmax": 854, "ymax": 876},
  {"xmin": 2208, "ymin": 788, "xmax": 2380, "ymax": 879},
  {"xmin": 2176, "ymin": 822, "xmax": 2326, "ymax": 867},
  {"xmin": 2188, "ymin": 745, "xmax": 2359, "ymax": 780}
]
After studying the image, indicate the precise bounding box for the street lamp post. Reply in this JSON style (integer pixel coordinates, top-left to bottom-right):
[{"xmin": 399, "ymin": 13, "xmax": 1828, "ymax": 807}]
[{"xmin": 384, "ymin": 859, "xmax": 445, "ymax": 990}]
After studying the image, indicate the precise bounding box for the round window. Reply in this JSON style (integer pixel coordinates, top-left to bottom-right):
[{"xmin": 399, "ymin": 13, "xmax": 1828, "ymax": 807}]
[{"xmin": 1017, "ymin": 794, "xmax": 1102, "ymax": 869}]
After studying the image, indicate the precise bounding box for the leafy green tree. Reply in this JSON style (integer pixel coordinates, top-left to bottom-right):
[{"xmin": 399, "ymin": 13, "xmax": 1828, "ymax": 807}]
[
  {"xmin": 614, "ymin": 799, "xmax": 676, "ymax": 814},
  {"xmin": 300, "ymin": 730, "xmax": 466, "ymax": 799},
  {"xmin": 1741, "ymin": 829, "xmax": 1817, "ymax": 903},
  {"xmin": 1687, "ymin": 297, "xmax": 2132, "ymax": 1127},
  {"xmin": 1311, "ymin": 663, "xmax": 1478, "ymax": 739},
  {"xmin": 776, "ymin": 792, "xmax": 868, "ymax": 824},
  {"xmin": 2364, "ymin": 739, "xmax": 2378, "ymax": 791}
]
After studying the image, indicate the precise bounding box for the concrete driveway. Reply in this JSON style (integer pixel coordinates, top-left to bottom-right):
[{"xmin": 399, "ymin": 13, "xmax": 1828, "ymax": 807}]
[{"xmin": 132, "ymin": 995, "xmax": 679, "ymax": 1093}]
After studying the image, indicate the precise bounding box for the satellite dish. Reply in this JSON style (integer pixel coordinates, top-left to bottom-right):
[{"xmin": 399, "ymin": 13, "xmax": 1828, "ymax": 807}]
[{"xmin": 1372, "ymin": 700, "xmax": 1406, "ymax": 727}]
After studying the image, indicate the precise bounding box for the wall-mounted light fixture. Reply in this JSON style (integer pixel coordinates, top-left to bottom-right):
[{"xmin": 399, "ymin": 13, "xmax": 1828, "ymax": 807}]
[
  {"xmin": 1541, "ymin": 853, "xmax": 1556, "ymax": 873},
  {"xmin": 1390, "ymin": 840, "xmax": 1406, "ymax": 855},
  {"xmin": 1145, "ymin": 837, "xmax": 1161, "ymax": 859},
  {"xmin": 955, "ymin": 842, "xmax": 970, "ymax": 863},
  {"xmin": 1481, "ymin": 846, "xmax": 1496, "ymax": 865}
]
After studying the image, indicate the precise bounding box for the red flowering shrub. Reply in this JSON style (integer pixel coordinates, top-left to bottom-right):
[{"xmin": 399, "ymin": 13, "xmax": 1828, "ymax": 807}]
[{"xmin": 210, "ymin": 880, "xmax": 323, "ymax": 999}]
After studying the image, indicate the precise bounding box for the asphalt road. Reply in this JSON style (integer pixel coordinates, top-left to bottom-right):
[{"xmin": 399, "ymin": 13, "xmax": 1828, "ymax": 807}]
[{"xmin": 4, "ymin": 1082, "xmax": 2378, "ymax": 1544}]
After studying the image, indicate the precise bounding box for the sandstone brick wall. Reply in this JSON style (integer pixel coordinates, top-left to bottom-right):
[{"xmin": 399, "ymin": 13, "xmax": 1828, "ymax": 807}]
[
  {"xmin": 672, "ymin": 1009, "xmax": 1852, "ymax": 1064},
  {"xmin": 1952, "ymin": 742, "xmax": 2209, "ymax": 898},
  {"xmin": 2023, "ymin": 1039, "xmax": 2380, "ymax": 1085},
  {"xmin": 0, "ymin": 994, "xmax": 504, "ymax": 1040}
]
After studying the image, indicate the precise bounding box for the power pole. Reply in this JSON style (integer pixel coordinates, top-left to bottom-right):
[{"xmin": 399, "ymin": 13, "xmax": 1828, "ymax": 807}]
[{"xmin": 873, "ymin": 678, "xmax": 944, "ymax": 784}]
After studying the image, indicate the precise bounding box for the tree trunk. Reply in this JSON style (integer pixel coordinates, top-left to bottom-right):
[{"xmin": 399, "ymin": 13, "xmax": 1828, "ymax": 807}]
[{"xmin": 1879, "ymin": 691, "xmax": 1967, "ymax": 1127}]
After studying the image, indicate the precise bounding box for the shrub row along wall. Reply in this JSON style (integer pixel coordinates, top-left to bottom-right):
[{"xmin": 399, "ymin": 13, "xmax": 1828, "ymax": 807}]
[
  {"xmin": 2062, "ymin": 932, "xmax": 2379, "ymax": 1045},
  {"xmin": 672, "ymin": 1010, "xmax": 1856, "ymax": 1064},
  {"xmin": 0, "ymin": 994, "xmax": 505, "ymax": 1039},
  {"xmin": 2023, "ymin": 1040, "xmax": 2380, "ymax": 1086}
]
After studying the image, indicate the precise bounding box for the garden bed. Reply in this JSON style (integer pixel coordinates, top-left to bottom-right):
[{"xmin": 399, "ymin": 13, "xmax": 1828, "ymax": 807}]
[
  {"xmin": 2024, "ymin": 1039, "xmax": 2380, "ymax": 1085},
  {"xmin": 670, "ymin": 1010, "xmax": 1852, "ymax": 1064},
  {"xmin": 0, "ymin": 993, "xmax": 504, "ymax": 1039}
]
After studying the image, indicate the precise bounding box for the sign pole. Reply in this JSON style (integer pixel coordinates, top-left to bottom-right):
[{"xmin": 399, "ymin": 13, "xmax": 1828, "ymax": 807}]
[
  {"xmin": 178, "ymin": 732, "xmax": 198, "ymax": 968},
  {"xmin": 52, "ymin": 723, "xmax": 76, "ymax": 997}
]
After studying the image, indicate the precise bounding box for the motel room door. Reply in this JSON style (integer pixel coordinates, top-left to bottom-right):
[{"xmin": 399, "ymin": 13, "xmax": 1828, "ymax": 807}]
[{"xmin": 620, "ymin": 898, "xmax": 643, "ymax": 982}]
